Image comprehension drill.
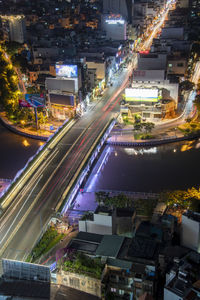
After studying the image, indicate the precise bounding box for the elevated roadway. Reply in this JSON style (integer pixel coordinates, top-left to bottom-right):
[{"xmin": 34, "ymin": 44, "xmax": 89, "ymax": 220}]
[
  {"xmin": 0, "ymin": 3, "xmax": 172, "ymax": 262},
  {"xmin": 0, "ymin": 68, "xmax": 130, "ymax": 261}
]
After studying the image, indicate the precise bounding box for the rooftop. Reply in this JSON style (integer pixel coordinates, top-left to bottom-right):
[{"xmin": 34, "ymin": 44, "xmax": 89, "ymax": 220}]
[
  {"xmin": 183, "ymin": 211, "xmax": 200, "ymax": 223},
  {"xmin": 127, "ymin": 237, "xmax": 158, "ymax": 260},
  {"xmin": 96, "ymin": 235, "xmax": 124, "ymax": 258}
]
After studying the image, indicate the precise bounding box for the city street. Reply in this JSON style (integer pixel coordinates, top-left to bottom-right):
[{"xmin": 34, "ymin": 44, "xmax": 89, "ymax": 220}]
[
  {"xmin": 0, "ymin": 66, "xmax": 130, "ymax": 262},
  {"xmin": 0, "ymin": 2, "xmax": 176, "ymax": 264}
]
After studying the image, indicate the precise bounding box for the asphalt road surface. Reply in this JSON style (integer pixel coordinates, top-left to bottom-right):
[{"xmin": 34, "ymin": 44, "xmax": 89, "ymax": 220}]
[{"xmin": 0, "ymin": 67, "xmax": 131, "ymax": 262}]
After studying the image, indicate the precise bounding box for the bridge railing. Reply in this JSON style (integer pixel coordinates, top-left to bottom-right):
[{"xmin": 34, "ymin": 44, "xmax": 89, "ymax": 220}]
[
  {"xmin": 0, "ymin": 118, "xmax": 75, "ymax": 213},
  {"xmin": 57, "ymin": 118, "xmax": 117, "ymax": 215}
]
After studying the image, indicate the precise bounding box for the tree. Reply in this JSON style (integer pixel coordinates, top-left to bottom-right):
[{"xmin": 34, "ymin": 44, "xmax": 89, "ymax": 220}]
[
  {"xmin": 179, "ymin": 80, "xmax": 194, "ymax": 92},
  {"xmin": 95, "ymin": 191, "xmax": 110, "ymax": 205},
  {"xmin": 133, "ymin": 122, "xmax": 143, "ymax": 132},
  {"xmin": 191, "ymin": 43, "xmax": 200, "ymax": 57},
  {"xmin": 142, "ymin": 122, "xmax": 155, "ymax": 134},
  {"xmin": 194, "ymin": 94, "xmax": 200, "ymax": 112},
  {"xmin": 38, "ymin": 111, "xmax": 48, "ymax": 126}
]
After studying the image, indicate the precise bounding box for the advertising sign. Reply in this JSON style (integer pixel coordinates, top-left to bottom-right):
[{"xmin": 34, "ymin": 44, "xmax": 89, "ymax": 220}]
[
  {"xmin": 125, "ymin": 88, "xmax": 158, "ymax": 102},
  {"xmin": 25, "ymin": 94, "xmax": 45, "ymax": 108},
  {"xmin": 105, "ymin": 19, "xmax": 125, "ymax": 25},
  {"xmin": 19, "ymin": 99, "xmax": 32, "ymax": 108},
  {"xmin": 56, "ymin": 64, "xmax": 78, "ymax": 78}
]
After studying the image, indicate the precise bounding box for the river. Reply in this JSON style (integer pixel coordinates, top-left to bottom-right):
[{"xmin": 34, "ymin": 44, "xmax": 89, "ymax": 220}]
[
  {"xmin": 0, "ymin": 123, "xmax": 200, "ymax": 192},
  {"xmin": 0, "ymin": 123, "xmax": 42, "ymax": 179},
  {"xmin": 84, "ymin": 139, "xmax": 200, "ymax": 193}
]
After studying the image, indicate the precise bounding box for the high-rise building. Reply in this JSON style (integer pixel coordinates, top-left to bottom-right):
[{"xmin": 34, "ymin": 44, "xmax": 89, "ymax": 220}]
[
  {"xmin": 1, "ymin": 15, "xmax": 26, "ymax": 44},
  {"xmin": 103, "ymin": 0, "xmax": 134, "ymax": 22}
]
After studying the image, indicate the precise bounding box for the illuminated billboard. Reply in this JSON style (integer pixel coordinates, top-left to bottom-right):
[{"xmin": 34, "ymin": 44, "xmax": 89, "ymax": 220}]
[
  {"xmin": 56, "ymin": 64, "xmax": 78, "ymax": 78},
  {"xmin": 105, "ymin": 19, "xmax": 125, "ymax": 25},
  {"xmin": 25, "ymin": 94, "xmax": 45, "ymax": 107},
  {"xmin": 125, "ymin": 88, "xmax": 158, "ymax": 102}
]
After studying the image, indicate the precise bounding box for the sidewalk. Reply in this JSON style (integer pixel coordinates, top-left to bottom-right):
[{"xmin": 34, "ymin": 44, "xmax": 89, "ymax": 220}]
[
  {"xmin": 0, "ymin": 112, "xmax": 64, "ymax": 141},
  {"xmin": 109, "ymin": 126, "xmax": 185, "ymax": 145}
]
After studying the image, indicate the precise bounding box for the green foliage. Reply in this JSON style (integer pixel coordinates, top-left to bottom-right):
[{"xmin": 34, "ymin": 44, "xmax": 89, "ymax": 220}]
[
  {"xmin": 12, "ymin": 54, "xmax": 28, "ymax": 73},
  {"xmin": 179, "ymin": 80, "xmax": 194, "ymax": 92},
  {"xmin": 4, "ymin": 41, "xmax": 21, "ymax": 56},
  {"xmin": 179, "ymin": 121, "xmax": 200, "ymax": 137},
  {"xmin": 134, "ymin": 122, "xmax": 143, "ymax": 132},
  {"xmin": 95, "ymin": 192, "xmax": 132, "ymax": 208},
  {"xmin": 134, "ymin": 198, "xmax": 158, "ymax": 217},
  {"xmin": 140, "ymin": 133, "xmax": 154, "ymax": 140},
  {"xmin": 142, "ymin": 122, "xmax": 155, "ymax": 133},
  {"xmin": 162, "ymin": 187, "xmax": 200, "ymax": 211},
  {"xmin": 63, "ymin": 252, "xmax": 103, "ymax": 279},
  {"xmin": 38, "ymin": 111, "xmax": 48, "ymax": 126},
  {"xmin": 191, "ymin": 43, "xmax": 200, "ymax": 56},
  {"xmin": 133, "ymin": 120, "xmax": 155, "ymax": 137},
  {"xmin": 30, "ymin": 227, "xmax": 65, "ymax": 262}
]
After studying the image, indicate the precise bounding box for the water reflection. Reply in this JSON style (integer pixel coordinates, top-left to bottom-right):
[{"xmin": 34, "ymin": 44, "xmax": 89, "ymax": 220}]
[
  {"xmin": 22, "ymin": 139, "xmax": 30, "ymax": 147},
  {"xmin": 124, "ymin": 147, "xmax": 157, "ymax": 155},
  {"xmin": 84, "ymin": 139, "xmax": 200, "ymax": 193},
  {"xmin": 0, "ymin": 123, "xmax": 41, "ymax": 179}
]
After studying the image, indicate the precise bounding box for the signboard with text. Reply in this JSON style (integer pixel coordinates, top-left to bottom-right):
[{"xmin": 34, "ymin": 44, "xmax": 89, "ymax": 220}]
[
  {"xmin": 19, "ymin": 99, "xmax": 32, "ymax": 108},
  {"xmin": 125, "ymin": 88, "xmax": 158, "ymax": 102},
  {"xmin": 25, "ymin": 94, "xmax": 45, "ymax": 108}
]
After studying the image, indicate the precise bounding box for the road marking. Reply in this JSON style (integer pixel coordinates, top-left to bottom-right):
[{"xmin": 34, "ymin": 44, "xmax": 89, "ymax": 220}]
[
  {"xmin": 0, "ymin": 175, "xmax": 43, "ymax": 246},
  {"xmin": 0, "ymin": 149, "xmax": 59, "ymax": 232}
]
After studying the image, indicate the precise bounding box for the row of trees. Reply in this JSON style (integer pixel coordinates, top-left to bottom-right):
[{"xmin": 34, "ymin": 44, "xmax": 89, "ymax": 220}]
[
  {"xmin": 133, "ymin": 121, "xmax": 155, "ymax": 134},
  {"xmin": 0, "ymin": 44, "xmax": 49, "ymax": 128}
]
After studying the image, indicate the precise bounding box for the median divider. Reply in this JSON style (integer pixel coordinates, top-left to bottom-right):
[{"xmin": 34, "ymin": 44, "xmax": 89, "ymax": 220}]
[
  {"xmin": 56, "ymin": 118, "xmax": 116, "ymax": 214},
  {"xmin": 0, "ymin": 118, "xmax": 76, "ymax": 212}
]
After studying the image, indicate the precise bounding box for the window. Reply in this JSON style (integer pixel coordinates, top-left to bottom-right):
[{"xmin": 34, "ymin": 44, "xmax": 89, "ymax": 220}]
[
  {"xmin": 168, "ymin": 63, "xmax": 172, "ymax": 67},
  {"xmin": 119, "ymin": 289, "xmax": 124, "ymax": 295},
  {"xmin": 111, "ymin": 287, "xmax": 116, "ymax": 293},
  {"xmin": 177, "ymin": 63, "xmax": 184, "ymax": 67}
]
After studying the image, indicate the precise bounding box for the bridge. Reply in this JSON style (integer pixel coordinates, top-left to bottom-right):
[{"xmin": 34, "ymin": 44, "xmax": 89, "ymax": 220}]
[
  {"xmin": 0, "ymin": 5, "xmax": 171, "ymax": 262},
  {"xmin": 0, "ymin": 67, "xmax": 130, "ymax": 261}
]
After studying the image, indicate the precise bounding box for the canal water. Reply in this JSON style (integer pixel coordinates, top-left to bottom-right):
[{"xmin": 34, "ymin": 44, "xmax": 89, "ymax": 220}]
[
  {"xmin": 84, "ymin": 139, "xmax": 200, "ymax": 193},
  {"xmin": 0, "ymin": 122, "xmax": 200, "ymax": 192},
  {"xmin": 0, "ymin": 123, "xmax": 42, "ymax": 179}
]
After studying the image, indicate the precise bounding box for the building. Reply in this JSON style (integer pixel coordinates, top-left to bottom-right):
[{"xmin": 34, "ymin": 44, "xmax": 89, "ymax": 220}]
[
  {"xmin": 45, "ymin": 63, "xmax": 82, "ymax": 119},
  {"xmin": 1, "ymin": 15, "xmax": 26, "ymax": 43},
  {"xmin": 0, "ymin": 259, "xmax": 50, "ymax": 299},
  {"xmin": 79, "ymin": 206, "xmax": 135, "ymax": 236},
  {"xmin": 101, "ymin": 14, "xmax": 127, "ymax": 41},
  {"xmin": 60, "ymin": 228, "xmax": 160, "ymax": 299},
  {"xmin": 181, "ymin": 211, "xmax": 200, "ymax": 253},
  {"xmin": 167, "ymin": 56, "xmax": 188, "ymax": 78},
  {"xmin": 137, "ymin": 53, "xmax": 167, "ymax": 70},
  {"xmin": 103, "ymin": 0, "xmax": 133, "ymax": 22},
  {"xmin": 164, "ymin": 251, "xmax": 200, "ymax": 300},
  {"xmin": 123, "ymin": 83, "xmax": 178, "ymax": 120},
  {"xmin": 161, "ymin": 27, "xmax": 184, "ymax": 40}
]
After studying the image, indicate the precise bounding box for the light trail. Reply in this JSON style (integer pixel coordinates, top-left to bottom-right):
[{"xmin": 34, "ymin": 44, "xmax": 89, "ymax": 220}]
[
  {"xmin": 192, "ymin": 61, "xmax": 200, "ymax": 85},
  {"xmin": 0, "ymin": 175, "xmax": 43, "ymax": 245},
  {"xmin": 34, "ymin": 94, "xmax": 122, "ymax": 213}
]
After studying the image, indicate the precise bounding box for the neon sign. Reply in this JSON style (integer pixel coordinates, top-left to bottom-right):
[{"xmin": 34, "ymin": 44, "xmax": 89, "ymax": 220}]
[{"xmin": 105, "ymin": 19, "xmax": 125, "ymax": 25}]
